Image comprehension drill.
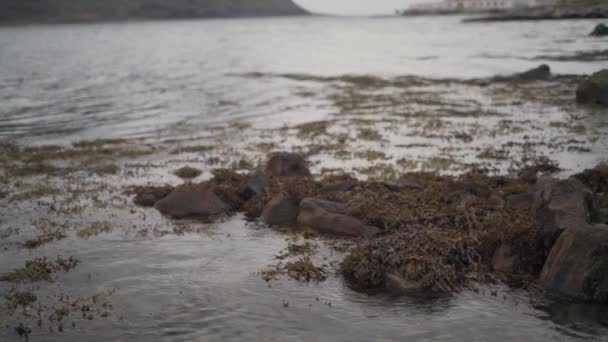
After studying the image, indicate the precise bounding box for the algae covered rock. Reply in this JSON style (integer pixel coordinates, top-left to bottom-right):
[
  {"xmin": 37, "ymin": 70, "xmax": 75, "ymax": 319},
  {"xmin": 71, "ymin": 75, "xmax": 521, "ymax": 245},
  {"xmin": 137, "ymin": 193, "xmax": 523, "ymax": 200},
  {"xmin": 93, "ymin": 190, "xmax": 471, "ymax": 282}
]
[
  {"xmin": 297, "ymin": 198, "xmax": 379, "ymax": 237},
  {"xmin": 576, "ymin": 69, "xmax": 608, "ymax": 106},
  {"xmin": 590, "ymin": 23, "xmax": 608, "ymax": 36},
  {"xmin": 265, "ymin": 152, "xmax": 311, "ymax": 177},
  {"xmin": 154, "ymin": 189, "xmax": 227, "ymax": 218},
  {"xmin": 540, "ymin": 223, "xmax": 608, "ymax": 303},
  {"xmin": 260, "ymin": 192, "xmax": 300, "ymax": 227}
]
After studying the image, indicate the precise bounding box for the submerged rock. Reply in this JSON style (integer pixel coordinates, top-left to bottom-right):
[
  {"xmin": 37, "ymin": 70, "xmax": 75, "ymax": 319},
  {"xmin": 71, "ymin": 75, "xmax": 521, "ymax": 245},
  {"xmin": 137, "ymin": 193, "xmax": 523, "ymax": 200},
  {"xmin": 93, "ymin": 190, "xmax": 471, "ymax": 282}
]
[
  {"xmin": 265, "ymin": 152, "xmax": 311, "ymax": 177},
  {"xmin": 576, "ymin": 69, "xmax": 608, "ymax": 106},
  {"xmin": 297, "ymin": 198, "xmax": 379, "ymax": 237},
  {"xmin": 260, "ymin": 192, "xmax": 300, "ymax": 227},
  {"xmin": 154, "ymin": 189, "xmax": 227, "ymax": 218},
  {"xmin": 517, "ymin": 64, "xmax": 551, "ymax": 81},
  {"xmin": 590, "ymin": 23, "xmax": 608, "ymax": 36},
  {"xmin": 540, "ymin": 223, "xmax": 608, "ymax": 303},
  {"xmin": 133, "ymin": 186, "xmax": 173, "ymax": 207}
]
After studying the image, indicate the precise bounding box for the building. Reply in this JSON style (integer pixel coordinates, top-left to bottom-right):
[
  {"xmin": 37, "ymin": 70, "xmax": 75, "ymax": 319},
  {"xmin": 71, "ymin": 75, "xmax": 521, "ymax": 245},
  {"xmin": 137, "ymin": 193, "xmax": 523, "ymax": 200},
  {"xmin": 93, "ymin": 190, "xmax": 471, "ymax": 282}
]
[{"xmin": 408, "ymin": 0, "xmax": 556, "ymax": 12}]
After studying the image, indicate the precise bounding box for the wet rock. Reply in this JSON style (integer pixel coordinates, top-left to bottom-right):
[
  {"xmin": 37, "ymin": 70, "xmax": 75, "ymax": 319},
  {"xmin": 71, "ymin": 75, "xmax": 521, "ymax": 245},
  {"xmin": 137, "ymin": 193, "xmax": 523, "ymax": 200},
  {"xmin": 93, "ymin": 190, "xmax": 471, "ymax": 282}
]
[
  {"xmin": 239, "ymin": 174, "xmax": 271, "ymax": 200},
  {"xmin": 154, "ymin": 189, "xmax": 228, "ymax": 218},
  {"xmin": 576, "ymin": 69, "xmax": 608, "ymax": 106},
  {"xmin": 265, "ymin": 152, "xmax": 311, "ymax": 177},
  {"xmin": 260, "ymin": 192, "xmax": 300, "ymax": 227},
  {"xmin": 319, "ymin": 181, "xmax": 356, "ymax": 193},
  {"xmin": 133, "ymin": 186, "xmax": 173, "ymax": 207},
  {"xmin": 533, "ymin": 178, "xmax": 593, "ymax": 249},
  {"xmin": 517, "ymin": 64, "xmax": 551, "ymax": 81},
  {"xmin": 383, "ymin": 178, "xmax": 423, "ymax": 191},
  {"xmin": 590, "ymin": 23, "xmax": 608, "ymax": 36},
  {"xmin": 297, "ymin": 198, "xmax": 380, "ymax": 237},
  {"xmin": 540, "ymin": 223, "xmax": 608, "ymax": 303}
]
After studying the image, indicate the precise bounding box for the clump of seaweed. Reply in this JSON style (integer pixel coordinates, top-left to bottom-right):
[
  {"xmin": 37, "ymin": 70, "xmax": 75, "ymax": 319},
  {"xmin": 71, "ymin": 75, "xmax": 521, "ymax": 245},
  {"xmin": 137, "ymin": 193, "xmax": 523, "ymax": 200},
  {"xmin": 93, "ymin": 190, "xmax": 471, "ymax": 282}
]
[
  {"xmin": 77, "ymin": 222, "xmax": 113, "ymax": 239},
  {"xmin": 0, "ymin": 257, "xmax": 80, "ymax": 283},
  {"xmin": 286, "ymin": 256, "xmax": 327, "ymax": 282},
  {"xmin": 174, "ymin": 166, "xmax": 202, "ymax": 179},
  {"xmin": 20, "ymin": 231, "xmax": 66, "ymax": 249},
  {"xmin": 5, "ymin": 288, "xmax": 37, "ymax": 311}
]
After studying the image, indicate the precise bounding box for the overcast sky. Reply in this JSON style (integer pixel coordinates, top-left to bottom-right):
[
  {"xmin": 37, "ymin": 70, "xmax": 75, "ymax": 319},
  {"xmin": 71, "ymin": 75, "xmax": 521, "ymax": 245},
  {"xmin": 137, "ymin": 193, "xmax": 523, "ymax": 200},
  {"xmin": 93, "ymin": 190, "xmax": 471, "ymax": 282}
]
[{"xmin": 294, "ymin": 0, "xmax": 423, "ymax": 15}]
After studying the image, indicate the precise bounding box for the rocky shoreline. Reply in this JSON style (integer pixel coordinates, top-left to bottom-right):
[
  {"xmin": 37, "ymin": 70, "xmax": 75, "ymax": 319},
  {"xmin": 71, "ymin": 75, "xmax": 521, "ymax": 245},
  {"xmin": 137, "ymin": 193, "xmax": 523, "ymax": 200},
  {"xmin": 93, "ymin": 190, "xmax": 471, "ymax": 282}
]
[{"xmin": 133, "ymin": 151, "xmax": 608, "ymax": 303}]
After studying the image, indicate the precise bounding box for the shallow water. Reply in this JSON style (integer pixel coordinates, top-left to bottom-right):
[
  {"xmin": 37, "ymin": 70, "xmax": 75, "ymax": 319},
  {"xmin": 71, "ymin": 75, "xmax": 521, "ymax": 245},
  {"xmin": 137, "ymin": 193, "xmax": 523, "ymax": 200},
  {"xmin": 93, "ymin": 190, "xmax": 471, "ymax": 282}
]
[
  {"xmin": 1, "ymin": 16, "xmax": 608, "ymax": 342},
  {"xmin": 0, "ymin": 16, "xmax": 606, "ymax": 143}
]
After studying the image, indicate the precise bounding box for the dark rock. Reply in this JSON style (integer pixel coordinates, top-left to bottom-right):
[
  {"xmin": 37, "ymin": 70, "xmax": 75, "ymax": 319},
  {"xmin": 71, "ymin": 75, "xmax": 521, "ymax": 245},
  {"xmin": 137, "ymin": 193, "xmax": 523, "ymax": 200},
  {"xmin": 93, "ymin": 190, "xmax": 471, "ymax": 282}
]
[
  {"xmin": 300, "ymin": 198, "xmax": 349, "ymax": 215},
  {"xmin": 540, "ymin": 223, "xmax": 608, "ymax": 303},
  {"xmin": 576, "ymin": 69, "xmax": 608, "ymax": 106},
  {"xmin": 297, "ymin": 198, "xmax": 380, "ymax": 237},
  {"xmin": 239, "ymin": 174, "xmax": 271, "ymax": 200},
  {"xmin": 133, "ymin": 186, "xmax": 173, "ymax": 207},
  {"xmin": 517, "ymin": 64, "xmax": 551, "ymax": 81},
  {"xmin": 590, "ymin": 23, "xmax": 608, "ymax": 36},
  {"xmin": 265, "ymin": 152, "xmax": 311, "ymax": 177},
  {"xmin": 154, "ymin": 189, "xmax": 227, "ymax": 218},
  {"xmin": 260, "ymin": 192, "xmax": 300, "ymax": 227},
  {"xmin": 383, "ymin": 178, "xmax": 423, "ymax": 191},
  {"xmin": 320, "ymin": 181, "xmax": 356, "ymax": 193},
  {"xmin": 533, "ymin": 178, "xmax": 593, "ymax": 249}
]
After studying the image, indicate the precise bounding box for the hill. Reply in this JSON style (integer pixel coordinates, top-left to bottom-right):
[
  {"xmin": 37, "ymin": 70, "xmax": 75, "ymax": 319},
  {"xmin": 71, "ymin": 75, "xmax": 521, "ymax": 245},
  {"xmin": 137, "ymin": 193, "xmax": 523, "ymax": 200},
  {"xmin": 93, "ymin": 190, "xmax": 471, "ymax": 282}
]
[{"xmin": 0, "ymin": 0, "xmax": 309, "ymax": 24}]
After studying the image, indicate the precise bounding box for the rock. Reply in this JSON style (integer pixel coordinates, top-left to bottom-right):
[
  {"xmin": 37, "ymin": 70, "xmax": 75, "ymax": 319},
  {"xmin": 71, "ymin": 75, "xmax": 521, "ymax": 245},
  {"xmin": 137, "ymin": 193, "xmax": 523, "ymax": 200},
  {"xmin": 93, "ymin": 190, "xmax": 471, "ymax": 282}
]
[
  {"xmin": 265, "ymin": 152, "xmax": 311, "ymax": 177},
  {"xmin": 239, "ymin": 174, "xmax": 271, "ymax": 200},
  {"xmin": 576, "ymin": 69, "xmax": 608, "ymax": 106},
  {"xmin": 297, "ymin": 198, "xmax": 380, "ymax": 237},
  {"xmin": 590, "ymin": 23, "xmax": 608, "ymax": 36},
  {"xmin": 319, "ymin": 181, "xmax": 356, "ymax": 193},
  {"xmin": 260, "ymin": 192, "xmax": 299, "ymax": 227},
  {"xmin": 533, "ymin": 178, "xmax": 593, "ymax": 249},
  {"xmin": 133, "ymin": 186, "xmax": 173, "ymax": 207},
  {"xmin": 154, "ymin": 189, "xmax": 227, "ymax": 218},
  {"xmin": 540, "ymin": 223, "xmax": 608, "ymax": 303},
  {"xmin": 300, "ymin": 198, "xmax": 349, "ymax": 215},
  {"xmin": 383, "ymin": 178, "xmax": 423, "ymax": 191},
  {"xmin": 517, "ymin": 64, "xmax": 551, "ymax": 81}
]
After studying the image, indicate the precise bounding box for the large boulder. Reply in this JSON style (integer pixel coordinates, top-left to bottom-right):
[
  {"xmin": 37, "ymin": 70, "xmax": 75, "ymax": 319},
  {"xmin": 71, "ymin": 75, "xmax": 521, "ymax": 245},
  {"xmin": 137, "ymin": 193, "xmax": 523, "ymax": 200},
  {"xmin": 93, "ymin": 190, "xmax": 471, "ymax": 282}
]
[
  {"xmin": 260, "ymin": 192, "xmax": 300, "ymax": 227},
  {"xmin": 590, "ymin": 23, "xmax": 608, "ymax": 36},
  {"xmin": 296, "ymin": 198, "xmax": 380, "ymax": 237},
  {"xmin": 265, "ymin": 152, "xmax": 311, "ymax": 177},
  {"xmin": 154, "ymin": 189, "xmax": 227, "ymax": 218},
  {"xmin": 540, "ymin": 223, "xmax": 608, "ymax": 303},
  {"xmin": 533, "ymin": 177, "xmax": 593, "ymax": 249},
  {"xmin": 576, "ymin": 69, "xmax": 608, "ymax": 106}
]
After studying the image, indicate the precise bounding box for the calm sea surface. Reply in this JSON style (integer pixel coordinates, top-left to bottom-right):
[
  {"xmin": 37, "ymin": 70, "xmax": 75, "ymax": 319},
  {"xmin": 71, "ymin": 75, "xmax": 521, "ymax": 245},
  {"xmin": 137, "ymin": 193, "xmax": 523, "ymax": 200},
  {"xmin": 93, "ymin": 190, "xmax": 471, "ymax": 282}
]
[{"xmin": 0, "ymin": 16, "xmax": 606, "ymax": 143}]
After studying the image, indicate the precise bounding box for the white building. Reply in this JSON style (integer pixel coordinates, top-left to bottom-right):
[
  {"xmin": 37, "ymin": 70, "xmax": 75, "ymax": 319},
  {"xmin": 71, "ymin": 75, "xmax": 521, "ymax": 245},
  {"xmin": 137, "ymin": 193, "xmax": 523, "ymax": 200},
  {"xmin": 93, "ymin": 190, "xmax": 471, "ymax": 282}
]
[{"xmin": 408, "ymin": 0, "xmax": 556, "ymax": 12}]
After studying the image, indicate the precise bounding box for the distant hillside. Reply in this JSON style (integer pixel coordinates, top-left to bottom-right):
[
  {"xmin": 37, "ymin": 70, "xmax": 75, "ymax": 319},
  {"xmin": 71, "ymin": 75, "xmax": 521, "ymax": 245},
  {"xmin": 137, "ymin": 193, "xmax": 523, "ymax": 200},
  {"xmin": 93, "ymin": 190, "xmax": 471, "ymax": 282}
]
[{"xmin": 0, "ymin": 0, "xmax": 309, "ymax": 24}]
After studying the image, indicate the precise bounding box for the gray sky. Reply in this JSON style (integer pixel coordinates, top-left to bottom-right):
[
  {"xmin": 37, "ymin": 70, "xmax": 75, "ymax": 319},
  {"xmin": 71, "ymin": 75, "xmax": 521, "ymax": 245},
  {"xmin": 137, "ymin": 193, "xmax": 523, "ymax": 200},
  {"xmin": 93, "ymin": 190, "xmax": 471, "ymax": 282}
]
[{"xmin": 294, "ymin": 0, "xmax": 422, "ymax": 15}]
